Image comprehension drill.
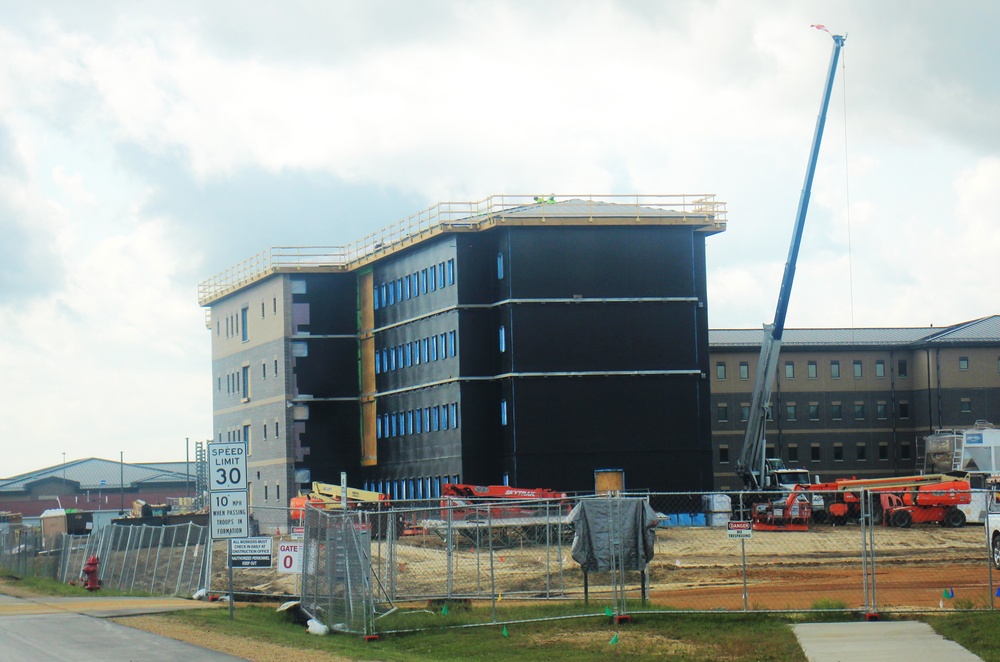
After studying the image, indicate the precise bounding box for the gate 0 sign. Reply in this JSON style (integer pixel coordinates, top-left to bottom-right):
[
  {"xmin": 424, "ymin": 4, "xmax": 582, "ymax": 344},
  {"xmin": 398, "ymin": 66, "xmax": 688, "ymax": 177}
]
[{"xmin": 208, "ymin": 441, "xmax": 248, "ymax": 491}]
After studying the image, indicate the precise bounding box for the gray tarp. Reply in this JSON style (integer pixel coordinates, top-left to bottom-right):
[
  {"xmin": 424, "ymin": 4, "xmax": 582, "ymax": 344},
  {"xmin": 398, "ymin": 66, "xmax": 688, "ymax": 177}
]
[{"xmin": 568, "ymin": 498, "xmax": 658, "ymax": 572}]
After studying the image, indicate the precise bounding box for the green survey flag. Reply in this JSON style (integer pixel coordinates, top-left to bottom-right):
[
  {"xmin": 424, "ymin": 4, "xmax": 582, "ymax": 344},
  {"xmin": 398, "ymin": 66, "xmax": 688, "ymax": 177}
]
[
  {"xmin": 502, "ymin": 626, "xmax": 508, "ymax": 637},
  {"xmin": 441, "ymin": 604, "xmax": 449, "ymax": 615},
  {"xmin": 605, "ymin": 606, "xmax": 614, "ymax": 617},
  {"xmin": 609, "ymin": 632, "xmax": 619, "ymax": 645}
]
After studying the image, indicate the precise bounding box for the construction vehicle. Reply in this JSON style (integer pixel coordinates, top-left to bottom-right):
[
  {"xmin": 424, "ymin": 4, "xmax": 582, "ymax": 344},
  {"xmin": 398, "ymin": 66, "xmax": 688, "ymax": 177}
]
[
  {"xmin": 923, "ymin": 421, "xmax": 999, "ymax": 523},
  {"xmin": 290, "ymin": 481, "xmax": 401, "ymax": 538},
  {"xmin": 805, "ymin": 474, "xmax": 971, "ymax": 528},
  {"xmin": 751, "ymin": 491, "xmax": 813, "ymax": 531},
  {"xmin": 289, "ymin": 481, "xmax": 390, "ymax": 522},
  {"xmin": 734, "ymin": 33, "xmax": 846, "ymax": 506},
  {"xmin": 419, "ymin": 483, "xmax": 571, "ymax": 547},
  {"xmin": 440, "ymin": 483, "xmax": 568, "ymax": 521}
]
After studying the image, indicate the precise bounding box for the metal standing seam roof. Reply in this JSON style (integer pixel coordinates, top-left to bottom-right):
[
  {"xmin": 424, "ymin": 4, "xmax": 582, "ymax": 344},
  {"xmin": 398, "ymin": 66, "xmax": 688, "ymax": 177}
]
[
  {"xmin": 709, "ymin": 316, "xmax": 1000, "ymax": 348},
  {"xmin": 0, "ymin": 458, "xmax": 194, "ymax": 492},
  {"xmin": 921, "ymin": 315, "xmax": 1000, "ymax": 343}
]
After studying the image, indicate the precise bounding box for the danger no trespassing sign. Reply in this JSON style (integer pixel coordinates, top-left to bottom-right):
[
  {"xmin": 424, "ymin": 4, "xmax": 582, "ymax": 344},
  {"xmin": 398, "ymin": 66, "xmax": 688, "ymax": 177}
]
[{"xmin": 727, "ymin": 521, "xmax": 752, "ymax": 539}]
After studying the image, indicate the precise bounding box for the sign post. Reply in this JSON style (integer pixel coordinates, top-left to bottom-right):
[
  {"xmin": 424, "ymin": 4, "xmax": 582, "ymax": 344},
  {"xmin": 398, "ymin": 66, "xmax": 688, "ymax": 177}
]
[
  {"xmin": 208, "ymin": 441, "xmax": 248, "ymax": 620},
  {"xmin": 728, "ymin": 521, "xmax": 752, "ymax": 611}
]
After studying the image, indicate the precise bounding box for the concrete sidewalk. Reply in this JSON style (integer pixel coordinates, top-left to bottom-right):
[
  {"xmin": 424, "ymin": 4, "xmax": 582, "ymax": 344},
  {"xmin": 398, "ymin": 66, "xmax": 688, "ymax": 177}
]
[
  {"xmin": 0, "ymin": 593, "xmax": 224, "ymax": 618},
  {"xmin": 0, "ymin": 593, "xmax": 240, "ymax": 661},
  {"xmin": 793, "ymin": 621, "xmax": 983, "ymax": 662}
]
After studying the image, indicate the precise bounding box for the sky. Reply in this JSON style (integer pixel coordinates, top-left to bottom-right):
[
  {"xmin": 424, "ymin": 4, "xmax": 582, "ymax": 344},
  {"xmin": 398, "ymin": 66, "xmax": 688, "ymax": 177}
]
[{"xmin": 1, "ymin": 1, "xmax": 997, "ymax": 477}]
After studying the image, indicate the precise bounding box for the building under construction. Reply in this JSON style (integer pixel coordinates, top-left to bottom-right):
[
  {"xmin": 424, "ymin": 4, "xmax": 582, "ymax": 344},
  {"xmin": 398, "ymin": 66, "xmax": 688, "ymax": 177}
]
[{"xmin": 199, "ymin": 195, "xmax": 726, "ymax": 530}]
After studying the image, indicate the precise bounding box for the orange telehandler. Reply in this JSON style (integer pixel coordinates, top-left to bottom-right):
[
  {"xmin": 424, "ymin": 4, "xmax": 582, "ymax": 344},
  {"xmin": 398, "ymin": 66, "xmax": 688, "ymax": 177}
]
[{"xmin": 806, "ymin": 474, "xmax": 971, "ymax": 528}]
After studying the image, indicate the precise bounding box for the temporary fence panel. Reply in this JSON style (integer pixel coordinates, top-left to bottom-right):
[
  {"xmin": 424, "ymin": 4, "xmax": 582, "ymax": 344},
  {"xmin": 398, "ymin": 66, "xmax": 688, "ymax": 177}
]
[
  {"xmin": 57, "ymin": 522, "xmax": 211, "ymax": 596},
  {"xmin": 300, "ymin": 505, "xmax": 375, "ymax": 635}
]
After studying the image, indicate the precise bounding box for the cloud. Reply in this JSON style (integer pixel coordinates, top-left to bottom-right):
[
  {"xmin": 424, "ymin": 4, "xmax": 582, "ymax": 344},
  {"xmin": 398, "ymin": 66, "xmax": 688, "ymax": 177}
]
[{"xmin": 1, "ymin": 0, "xmax": 998, "ymax": 476}]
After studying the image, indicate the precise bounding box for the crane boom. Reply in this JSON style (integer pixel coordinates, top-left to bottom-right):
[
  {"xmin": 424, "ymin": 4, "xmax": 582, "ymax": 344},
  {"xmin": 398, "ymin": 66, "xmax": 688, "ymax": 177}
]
[{"xmin": 736, "ymin": 34, "xmax": 846, "ymax": 490}]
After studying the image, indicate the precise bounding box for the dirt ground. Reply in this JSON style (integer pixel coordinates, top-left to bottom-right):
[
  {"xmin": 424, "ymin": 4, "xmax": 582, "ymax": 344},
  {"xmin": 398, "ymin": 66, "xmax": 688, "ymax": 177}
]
[{"xmin": 210, "ymin": 523, "xmax": 996, "ymax": 613}]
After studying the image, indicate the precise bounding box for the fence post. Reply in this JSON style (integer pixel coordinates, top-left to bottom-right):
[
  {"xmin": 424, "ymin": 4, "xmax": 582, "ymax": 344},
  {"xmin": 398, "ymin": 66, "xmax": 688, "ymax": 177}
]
[
  {"xmin": 175, "ymin": 523, "xmax": 192, "ymax": 596},
  {"xmin": 130, "ymin": 526, "xmax": 147, "ymax": 592},
  {"xmin": 545, "ymin": 500, "xmax": 551, "ymax": 598},
  {"xmin": 119, "ymin": 526, "xmax": 134, "ymax": 591},
  {"xmin": 488, "ymin": 503, "xmax": 496, "ymax": 623},
  {"xmin": 387, "ymin": 506, "xmax": 397, "ymax": 601},
  {"xmin": 446, "ymin": 497, "xmax": 453, "ymax": 598}
]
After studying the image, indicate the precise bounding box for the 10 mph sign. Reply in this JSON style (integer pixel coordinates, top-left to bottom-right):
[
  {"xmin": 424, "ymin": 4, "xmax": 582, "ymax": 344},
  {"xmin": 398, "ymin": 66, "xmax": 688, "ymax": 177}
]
[{"xmin": 209, "ymin": 441, "xmax": 247, "ymax": 490}]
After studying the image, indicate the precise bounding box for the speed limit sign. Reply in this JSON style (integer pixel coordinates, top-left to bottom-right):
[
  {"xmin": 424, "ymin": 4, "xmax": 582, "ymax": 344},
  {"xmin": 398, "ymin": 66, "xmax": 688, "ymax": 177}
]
[{"xmin": 208, "ymin": 442, "xmax": 248, "ymax": 491}]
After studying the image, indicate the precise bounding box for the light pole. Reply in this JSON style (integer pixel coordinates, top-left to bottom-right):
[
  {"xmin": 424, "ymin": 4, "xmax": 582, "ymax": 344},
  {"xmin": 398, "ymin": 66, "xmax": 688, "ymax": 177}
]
[{"xmin": 119, "ymin": 451, "xmax": 124, "ymax": 514}]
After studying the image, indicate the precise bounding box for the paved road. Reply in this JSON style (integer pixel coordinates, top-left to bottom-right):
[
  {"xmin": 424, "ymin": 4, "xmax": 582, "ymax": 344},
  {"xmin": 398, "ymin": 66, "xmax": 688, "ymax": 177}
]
[{"xmin": 0, "ymin": 594, "xmax": 242, "ymax": 661}]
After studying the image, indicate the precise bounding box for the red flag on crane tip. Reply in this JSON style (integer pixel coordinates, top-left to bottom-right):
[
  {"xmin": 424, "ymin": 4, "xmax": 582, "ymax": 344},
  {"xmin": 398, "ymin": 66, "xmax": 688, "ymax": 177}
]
[{"xmin": 811, "ymin": 24, "xmax": 831, "ymax": 33}]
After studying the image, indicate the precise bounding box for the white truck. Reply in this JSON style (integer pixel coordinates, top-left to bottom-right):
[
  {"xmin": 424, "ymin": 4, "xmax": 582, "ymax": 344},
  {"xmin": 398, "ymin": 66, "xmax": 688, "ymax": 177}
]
[
  {"xmin": 924, "ymin": 421, "xmax": 1000, "ymax": 524},
  {"xmin": 987, "ymin": 477, "xmax": 1000, "ymax": 569}
]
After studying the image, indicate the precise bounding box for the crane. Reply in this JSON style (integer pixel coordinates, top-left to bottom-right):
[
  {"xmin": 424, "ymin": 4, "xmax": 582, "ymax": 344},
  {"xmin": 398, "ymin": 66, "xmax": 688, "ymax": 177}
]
[{"xmin": 735, "ymin": 33, "xmax": 847, "ymax": 491}]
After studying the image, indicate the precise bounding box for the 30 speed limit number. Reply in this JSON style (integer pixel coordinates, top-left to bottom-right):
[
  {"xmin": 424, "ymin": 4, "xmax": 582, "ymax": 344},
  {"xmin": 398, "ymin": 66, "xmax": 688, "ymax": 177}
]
[{"xmin": 209, "ymin": 442, "xmax": 247, "ymax": 490}]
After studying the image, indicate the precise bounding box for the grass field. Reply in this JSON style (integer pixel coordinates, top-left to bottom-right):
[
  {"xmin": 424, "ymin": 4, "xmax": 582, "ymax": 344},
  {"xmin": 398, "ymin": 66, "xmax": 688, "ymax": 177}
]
[{"xmin": 7, "ymin": 575, "xmax": 1000, "ymax": 661}]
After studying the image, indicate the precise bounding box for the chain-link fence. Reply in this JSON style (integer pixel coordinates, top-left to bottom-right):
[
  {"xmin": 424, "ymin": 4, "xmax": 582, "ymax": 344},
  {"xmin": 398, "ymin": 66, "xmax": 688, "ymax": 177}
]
[
  {"xmin": 293, "ymin": 489, "xmax": 1000, "ymax": 633},
  {"xmin": 64, "ymin": 521, "xmax": 212, "ymax": 596},
  {"xmin": 7, "ymin": 487, "xmax": 997, "ymax": 632},
  {"xmin": 0, "ymin": 528, "xmax": 61, "ymax": 580},
  {"xmin": 2, "ymin": 522, "xmax": 211, "ymax": 597}
]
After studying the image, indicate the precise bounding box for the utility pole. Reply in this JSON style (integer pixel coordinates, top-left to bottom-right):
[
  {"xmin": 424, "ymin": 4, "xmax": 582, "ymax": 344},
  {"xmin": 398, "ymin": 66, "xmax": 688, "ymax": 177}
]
[{"xmin": 120, "ymin": 451, "xmax": 125, "ymax": 514}]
